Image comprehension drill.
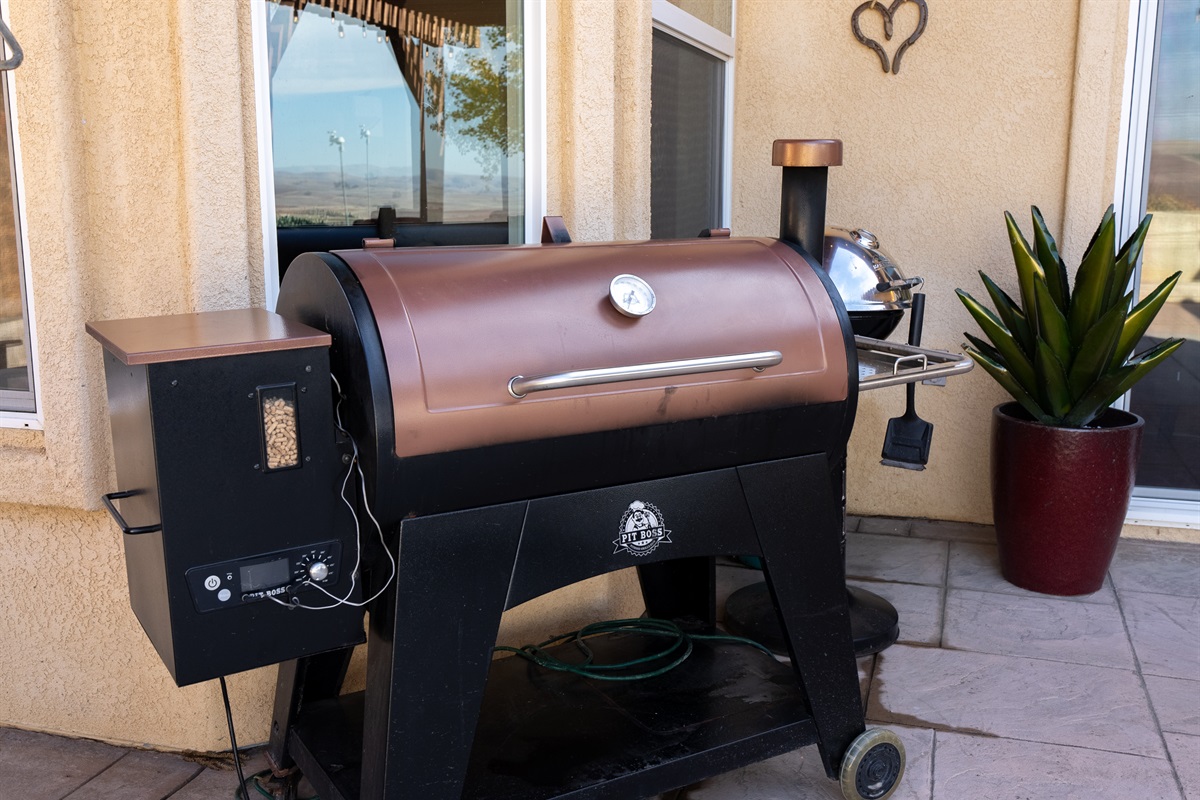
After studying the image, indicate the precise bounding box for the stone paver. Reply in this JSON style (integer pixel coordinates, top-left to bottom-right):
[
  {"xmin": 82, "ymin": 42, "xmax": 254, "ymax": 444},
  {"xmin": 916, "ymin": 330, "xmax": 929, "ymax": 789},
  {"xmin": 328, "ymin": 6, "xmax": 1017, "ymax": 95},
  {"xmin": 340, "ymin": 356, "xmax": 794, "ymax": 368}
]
[
  {"xmin": 868, "ymin": 645, "xmax": 1165, "ymax": 758},
  {"xmin": 856, "ymin": 516, "xmax": 911, "ymax": 536},
  {"xmin": 946, "ymin": 541, "xmax": 1116, "ymax": 604},
  {"xmin": 0, "ymin": 728, "xmax": 126, "ymax": 800},
  {"xmin": 942, "ymin": 588, "xmax": 1134, "ymax": 668},
  {"xmin": 1121, "ymin": 590, "xmax": 1200, "ymax": 680},
  {"xmin": 846, "ymin": 533, "xmax": 947, "ymax": 586},
  {"xmin": 168, "ymin": 751, "xmax": 269, "ymax": 800},
  {"xmin": 673, "ymin": 726, "xmax": 933, "ymax": 800},
  {"xmin": 1110, "ymin": 539, "xmax": 1200, "ymax": 598},
  {"xmin": 62, "ymin": 749, "xmax": 201, "ymax": 799},
  {"xmin": 931, "ymin": 730, "xmax": 1182, "ymax": 800},
  {"xmin": 1146, "ymin": 675, "xmax": 1200, "ymax": 736},
  {"xmin": 849, "ymin": 580, "xmax": 943, "ymax": 646},
  {"xmin": 1165, "ymin": 732, "xmax": 1200, "ymax": 800},
  {"xmin": 908, "ymin": 519, "xmax": 995, "ymax": 543}
]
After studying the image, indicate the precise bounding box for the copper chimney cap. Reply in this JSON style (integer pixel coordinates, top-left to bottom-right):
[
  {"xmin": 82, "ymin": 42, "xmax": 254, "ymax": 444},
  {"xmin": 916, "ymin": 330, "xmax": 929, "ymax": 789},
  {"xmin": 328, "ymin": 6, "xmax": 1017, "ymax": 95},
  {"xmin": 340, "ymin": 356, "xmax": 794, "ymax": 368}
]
[{"xmin": 772, "ymin": 139, "xmax": 843, "ymax": 168}]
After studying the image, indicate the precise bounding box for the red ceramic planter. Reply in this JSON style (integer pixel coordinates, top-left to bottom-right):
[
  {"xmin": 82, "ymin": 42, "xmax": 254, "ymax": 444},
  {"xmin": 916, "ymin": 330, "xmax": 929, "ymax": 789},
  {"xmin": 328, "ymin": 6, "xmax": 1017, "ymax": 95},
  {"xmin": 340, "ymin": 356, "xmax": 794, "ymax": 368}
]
[{"xmin": 991, "ymin": 402, "xmax": 1144, "ymax": 595}]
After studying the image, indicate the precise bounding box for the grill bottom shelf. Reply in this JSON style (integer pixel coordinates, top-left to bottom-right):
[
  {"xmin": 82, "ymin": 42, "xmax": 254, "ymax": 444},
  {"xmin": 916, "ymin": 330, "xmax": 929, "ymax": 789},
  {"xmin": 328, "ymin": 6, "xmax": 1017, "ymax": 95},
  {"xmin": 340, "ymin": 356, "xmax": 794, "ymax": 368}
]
[{"xmin": 289, "ymin": 635, "xmax": 820, "ymax": 800}]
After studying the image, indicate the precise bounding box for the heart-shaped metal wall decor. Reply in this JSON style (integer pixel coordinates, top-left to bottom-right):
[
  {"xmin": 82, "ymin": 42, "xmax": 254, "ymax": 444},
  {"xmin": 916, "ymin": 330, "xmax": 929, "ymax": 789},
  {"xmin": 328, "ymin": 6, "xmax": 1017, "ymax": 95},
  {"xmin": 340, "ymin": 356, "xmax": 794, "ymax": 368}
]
[{"xmin": 852, "ymin": 0, "xmax": 928, "ymax": 75}]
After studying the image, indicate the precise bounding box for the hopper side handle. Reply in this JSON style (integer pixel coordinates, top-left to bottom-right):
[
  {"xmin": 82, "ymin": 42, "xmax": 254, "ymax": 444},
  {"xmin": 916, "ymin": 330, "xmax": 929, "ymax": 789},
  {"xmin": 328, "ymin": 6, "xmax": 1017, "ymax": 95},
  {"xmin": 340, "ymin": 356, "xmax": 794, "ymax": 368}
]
[{"xmin": 102, "ymin": 490, "xmax": 163, "ymax": 535}]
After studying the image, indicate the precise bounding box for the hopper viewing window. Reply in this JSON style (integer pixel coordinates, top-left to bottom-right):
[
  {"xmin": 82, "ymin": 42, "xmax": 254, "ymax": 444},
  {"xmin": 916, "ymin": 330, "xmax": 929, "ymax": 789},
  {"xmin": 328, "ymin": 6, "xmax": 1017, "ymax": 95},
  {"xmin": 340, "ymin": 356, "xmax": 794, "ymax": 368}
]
[
  {"xmin": 0, "ymin": 18, "xmax": 35, "ymax": 423},
  {"xmin": 257, "ymin": 1, "xmax": 529, "ymax": 287}
]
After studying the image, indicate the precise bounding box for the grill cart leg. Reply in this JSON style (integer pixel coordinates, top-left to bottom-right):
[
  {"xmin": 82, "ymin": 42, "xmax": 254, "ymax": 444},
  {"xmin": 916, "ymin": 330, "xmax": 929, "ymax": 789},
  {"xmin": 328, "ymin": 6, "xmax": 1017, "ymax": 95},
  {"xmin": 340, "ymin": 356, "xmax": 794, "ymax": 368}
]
[
  {"xmin": 267, "ymin": 649, "xmax": 356, "ymax": 773},
  {"xmin": 636, "ymin": 556, "xmax": 717, "ymax": 626},
  {"xmin": 738, "ymin": 455, "xmax": 864, "ymax": 777},
  {"xmin": 358, "ymin": 502, "xmax": 526, "ymax": 800}
]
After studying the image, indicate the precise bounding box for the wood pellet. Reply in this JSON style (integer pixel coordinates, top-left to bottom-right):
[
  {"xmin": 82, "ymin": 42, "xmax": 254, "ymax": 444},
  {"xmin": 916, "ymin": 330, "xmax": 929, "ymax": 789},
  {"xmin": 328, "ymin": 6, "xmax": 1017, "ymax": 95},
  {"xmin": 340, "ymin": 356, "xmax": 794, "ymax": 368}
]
[{"xmin": 263, "ymin": 397, "xmax": 299, "ymax": 469}]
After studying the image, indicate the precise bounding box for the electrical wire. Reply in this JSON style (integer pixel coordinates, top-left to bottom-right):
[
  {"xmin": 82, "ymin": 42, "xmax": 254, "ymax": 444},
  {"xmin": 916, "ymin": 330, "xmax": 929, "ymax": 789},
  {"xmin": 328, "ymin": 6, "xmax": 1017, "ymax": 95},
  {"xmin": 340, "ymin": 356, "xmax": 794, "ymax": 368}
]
[
  {"xmin": 218, "ymin": 676, "xmax": 249, "ymax": 800},
  {"xmin": 268, "ymin": 373, "xmax": 397, "ymax": 611},
  {"xmin": 495, "ymin": 618, "xmax": 776, "ymax": 681},
  {"xmin": 240, "ymin": 768, "xmax": 319, "ymax": 800}
]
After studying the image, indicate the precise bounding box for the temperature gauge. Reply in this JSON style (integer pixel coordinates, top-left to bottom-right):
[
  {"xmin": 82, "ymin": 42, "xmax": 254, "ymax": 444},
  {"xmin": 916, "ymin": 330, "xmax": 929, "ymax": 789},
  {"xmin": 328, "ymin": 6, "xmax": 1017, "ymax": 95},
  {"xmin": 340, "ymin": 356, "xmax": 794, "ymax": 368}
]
[{"xmin": 609, "ymin": 274, "xmax": 656, "ymax": 318}]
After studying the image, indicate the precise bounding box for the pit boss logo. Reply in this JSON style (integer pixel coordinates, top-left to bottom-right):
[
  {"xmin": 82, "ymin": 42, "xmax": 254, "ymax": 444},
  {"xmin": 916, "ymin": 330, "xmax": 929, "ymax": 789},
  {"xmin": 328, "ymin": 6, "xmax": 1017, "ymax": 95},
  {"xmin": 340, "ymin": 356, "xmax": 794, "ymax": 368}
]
[{"xmin": 613, "ymin": 501, "xmax": 672, "ymax": 557}]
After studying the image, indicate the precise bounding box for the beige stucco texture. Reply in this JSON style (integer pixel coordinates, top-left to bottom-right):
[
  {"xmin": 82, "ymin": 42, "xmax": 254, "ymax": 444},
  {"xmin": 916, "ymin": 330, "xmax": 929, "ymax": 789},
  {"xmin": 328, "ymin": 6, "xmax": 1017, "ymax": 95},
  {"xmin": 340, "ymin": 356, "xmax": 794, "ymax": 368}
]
[
  {"xmin": 0, "ymin": 503, "xmax": 278, "ymax": 750},
  {"xmin": 733, "ymin": 0, "xmax": 1130, "ymax": 525}
]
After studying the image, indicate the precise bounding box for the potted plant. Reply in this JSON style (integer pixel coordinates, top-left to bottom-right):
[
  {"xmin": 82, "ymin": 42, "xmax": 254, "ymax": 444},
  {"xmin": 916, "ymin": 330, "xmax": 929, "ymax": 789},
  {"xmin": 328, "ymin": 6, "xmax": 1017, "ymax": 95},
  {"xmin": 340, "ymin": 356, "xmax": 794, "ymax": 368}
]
[{"xmin": 956, "ymin": 205, "xmax": 1183, "ymax": 595}]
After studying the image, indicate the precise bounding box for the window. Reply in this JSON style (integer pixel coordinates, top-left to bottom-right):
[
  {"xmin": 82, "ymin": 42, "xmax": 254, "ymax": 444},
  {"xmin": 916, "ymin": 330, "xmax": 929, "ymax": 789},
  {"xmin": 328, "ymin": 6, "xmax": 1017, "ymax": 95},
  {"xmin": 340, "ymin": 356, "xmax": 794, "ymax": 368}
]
[
  {"xmin": 650, "ymin": 0, "xmax": 734, "ymax": 240},
  {"xmin": 1116, "ymin": 0, "xmax": 1200, "ymax": 525},
  {"xmin": 0, "ymin": 10, "xmax": 35, "ymax": 424},
  {"xmin": 254, "ymin": 0, "xmax": 539, "ymax": 298}
]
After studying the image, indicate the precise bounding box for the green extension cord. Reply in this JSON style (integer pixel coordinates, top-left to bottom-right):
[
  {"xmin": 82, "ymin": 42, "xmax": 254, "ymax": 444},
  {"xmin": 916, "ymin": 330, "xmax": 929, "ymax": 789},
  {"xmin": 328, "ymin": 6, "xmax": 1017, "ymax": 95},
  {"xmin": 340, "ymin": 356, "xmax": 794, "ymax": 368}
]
[
  {"xmin": 494, "ymin": 617, "xmax": 776, "ymax": 681},
  {"xmin": 230, "ymin": 620, "xmax": 771, "ymax": 798},
  {"xmin": 235, "ymin": 768, "xmax": 318, "ymax": 800}
]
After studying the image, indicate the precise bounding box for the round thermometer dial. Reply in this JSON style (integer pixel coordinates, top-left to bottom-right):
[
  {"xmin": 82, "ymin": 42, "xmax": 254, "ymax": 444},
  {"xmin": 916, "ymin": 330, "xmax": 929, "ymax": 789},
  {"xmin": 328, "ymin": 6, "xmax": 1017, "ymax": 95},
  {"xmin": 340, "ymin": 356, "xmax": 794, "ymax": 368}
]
[{"xmin": 609, "ymin": 274, "xmax": 656, "ymax": 317}]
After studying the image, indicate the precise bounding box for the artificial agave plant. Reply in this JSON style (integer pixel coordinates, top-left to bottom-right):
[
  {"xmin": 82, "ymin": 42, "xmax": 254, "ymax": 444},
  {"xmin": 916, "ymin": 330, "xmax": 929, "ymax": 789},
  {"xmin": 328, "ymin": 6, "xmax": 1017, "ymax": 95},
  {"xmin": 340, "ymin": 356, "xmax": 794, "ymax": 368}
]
[{"xmin": 957, "ymin": 206, "xmax": 1183, "ymax": 428}]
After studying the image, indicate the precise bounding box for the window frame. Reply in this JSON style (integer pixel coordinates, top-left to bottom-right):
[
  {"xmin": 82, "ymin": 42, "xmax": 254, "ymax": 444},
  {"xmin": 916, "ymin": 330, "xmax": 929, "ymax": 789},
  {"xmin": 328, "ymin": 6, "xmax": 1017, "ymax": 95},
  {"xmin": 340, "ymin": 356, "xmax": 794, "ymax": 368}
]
[
  {"xmin": 0, "ymin": 0, "xmax": 41, "ymax": 429},
  {"xmin": 1113, "ymin": 0, "xmax": 1199, "ymax": 527},
  {"xmin": 250, "ymin": 0, "xmax": 547, "ymax": 312},
  {"xmin": 650, "ymin": 0, "xmax": 736, "ymax": 231}
]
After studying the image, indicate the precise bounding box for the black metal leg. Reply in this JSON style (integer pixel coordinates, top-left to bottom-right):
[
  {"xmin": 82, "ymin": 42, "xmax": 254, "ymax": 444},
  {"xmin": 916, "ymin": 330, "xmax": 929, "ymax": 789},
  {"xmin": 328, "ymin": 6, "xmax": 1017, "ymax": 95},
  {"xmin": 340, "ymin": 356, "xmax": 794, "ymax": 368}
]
[
  {"xmin": 738, "ymin": 455, "xmax": 864, "ymax": 779},
  {"xmin": 360, "ymin": 502, "xmax": 526, "ymax": 800},
  {"xmin": 636, "ymin": 556, "xmax": 717, "ymax": 626},
  {"xmin": 267, "ymin": 648, "xmax": 356, "ymax": 772}
]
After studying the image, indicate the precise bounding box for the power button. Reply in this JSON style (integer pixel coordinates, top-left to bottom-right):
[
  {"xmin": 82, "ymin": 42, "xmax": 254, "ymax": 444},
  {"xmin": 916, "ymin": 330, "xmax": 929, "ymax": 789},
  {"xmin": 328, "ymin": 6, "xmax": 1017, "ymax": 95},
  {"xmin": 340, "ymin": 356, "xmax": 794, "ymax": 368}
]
[{"xmin": 204, "ymin": 575, "xmax": 221, "ymax": 591}]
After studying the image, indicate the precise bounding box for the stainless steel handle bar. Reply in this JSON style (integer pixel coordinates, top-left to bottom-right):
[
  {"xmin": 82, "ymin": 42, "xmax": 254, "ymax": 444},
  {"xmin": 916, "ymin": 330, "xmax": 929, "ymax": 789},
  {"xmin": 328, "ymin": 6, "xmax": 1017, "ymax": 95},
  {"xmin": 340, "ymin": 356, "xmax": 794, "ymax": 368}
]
[{"xmin": 508, "ymin": 350, "xmax": 783, "ymax": 398}]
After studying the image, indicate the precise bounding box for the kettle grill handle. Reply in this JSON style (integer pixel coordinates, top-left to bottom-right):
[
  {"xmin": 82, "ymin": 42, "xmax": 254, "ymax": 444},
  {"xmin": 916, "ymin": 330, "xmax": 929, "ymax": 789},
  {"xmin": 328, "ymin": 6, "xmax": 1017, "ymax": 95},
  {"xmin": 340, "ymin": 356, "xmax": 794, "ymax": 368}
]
[
  {"xmin": 508, "ymin": 350, "xmax": 783, "ymax": 398},
  {"xmin": 102, "ymin": 490, "xmax": 163, "ymax": 535}
]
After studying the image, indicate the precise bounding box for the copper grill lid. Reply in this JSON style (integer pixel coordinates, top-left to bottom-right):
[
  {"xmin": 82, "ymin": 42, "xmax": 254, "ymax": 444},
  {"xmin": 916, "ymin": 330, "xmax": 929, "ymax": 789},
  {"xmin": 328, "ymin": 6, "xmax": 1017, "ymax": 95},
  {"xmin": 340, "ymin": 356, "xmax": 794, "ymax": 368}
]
[{"xmin": 335, "ymin": 237, "xmax": 850, "ymax": 458}]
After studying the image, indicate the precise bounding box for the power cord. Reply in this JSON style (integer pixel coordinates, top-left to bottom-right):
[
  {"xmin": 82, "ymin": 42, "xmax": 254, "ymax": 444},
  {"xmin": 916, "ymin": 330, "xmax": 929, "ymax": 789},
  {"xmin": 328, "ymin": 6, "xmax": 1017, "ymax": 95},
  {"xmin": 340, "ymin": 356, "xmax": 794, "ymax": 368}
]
[
  {"xmin": 219, "ymin": 677, "xmax": 319, "ymax": 799},
  {"xmin": 495, "ymin": 618, "xmax": 775, "ymax": 681},
  {"xmin": 218, "ymin": 676, "xmax": 249, "ymax": 800}
]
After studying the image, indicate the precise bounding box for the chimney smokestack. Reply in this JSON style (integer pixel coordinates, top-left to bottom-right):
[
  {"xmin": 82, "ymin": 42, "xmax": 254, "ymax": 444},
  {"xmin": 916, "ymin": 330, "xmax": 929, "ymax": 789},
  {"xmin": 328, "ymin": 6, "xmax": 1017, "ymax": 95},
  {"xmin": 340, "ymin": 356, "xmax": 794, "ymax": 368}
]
[{"xmin": 773, "ymin": 139, "xmax": 843, "ymax": 262}]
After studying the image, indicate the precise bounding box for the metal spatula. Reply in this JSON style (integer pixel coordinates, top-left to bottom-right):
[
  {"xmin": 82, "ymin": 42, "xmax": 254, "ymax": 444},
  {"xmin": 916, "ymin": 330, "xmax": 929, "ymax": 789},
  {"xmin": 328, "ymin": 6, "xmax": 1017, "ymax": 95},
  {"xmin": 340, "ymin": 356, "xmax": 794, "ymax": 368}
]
[{"xmin": 881, "ymin": 293, "xmax": 932, "ymax": 469}]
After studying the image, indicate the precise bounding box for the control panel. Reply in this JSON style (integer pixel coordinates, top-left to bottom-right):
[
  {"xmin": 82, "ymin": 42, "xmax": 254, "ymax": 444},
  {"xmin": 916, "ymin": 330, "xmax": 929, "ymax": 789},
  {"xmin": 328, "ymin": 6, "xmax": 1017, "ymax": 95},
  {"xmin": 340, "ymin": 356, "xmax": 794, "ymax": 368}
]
[{"xmin": 185, "ymin": 541, "xmax": 342, "ymax": 613}]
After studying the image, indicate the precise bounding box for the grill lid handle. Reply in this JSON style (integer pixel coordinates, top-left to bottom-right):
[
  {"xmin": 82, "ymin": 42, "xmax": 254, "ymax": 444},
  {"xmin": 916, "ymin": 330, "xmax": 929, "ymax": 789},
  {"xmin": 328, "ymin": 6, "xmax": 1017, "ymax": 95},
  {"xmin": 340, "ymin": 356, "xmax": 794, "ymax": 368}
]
[{"xmin": 508, "ymin": 351, "xmax": 784, "ymax": 398}]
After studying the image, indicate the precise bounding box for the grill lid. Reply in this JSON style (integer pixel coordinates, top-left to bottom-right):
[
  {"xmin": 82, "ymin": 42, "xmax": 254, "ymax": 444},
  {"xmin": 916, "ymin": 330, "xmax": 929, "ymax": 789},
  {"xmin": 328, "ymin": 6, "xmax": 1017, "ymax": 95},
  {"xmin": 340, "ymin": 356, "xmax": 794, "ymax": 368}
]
[
  {"xmin": 335, "ymin": 237, "xmax": 851, "ymax": 458},
  {"xmin": 822, "ymin": 226, "xmax": 922, "ymax": 313}
]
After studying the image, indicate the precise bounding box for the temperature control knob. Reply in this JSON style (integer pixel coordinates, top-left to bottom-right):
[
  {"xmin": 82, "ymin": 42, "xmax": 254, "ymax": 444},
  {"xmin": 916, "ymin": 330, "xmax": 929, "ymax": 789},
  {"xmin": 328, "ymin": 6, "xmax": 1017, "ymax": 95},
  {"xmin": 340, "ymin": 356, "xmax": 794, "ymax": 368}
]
[{"xmin": 307, "ymin": 561, "xmax": 330, "ymax": 582}]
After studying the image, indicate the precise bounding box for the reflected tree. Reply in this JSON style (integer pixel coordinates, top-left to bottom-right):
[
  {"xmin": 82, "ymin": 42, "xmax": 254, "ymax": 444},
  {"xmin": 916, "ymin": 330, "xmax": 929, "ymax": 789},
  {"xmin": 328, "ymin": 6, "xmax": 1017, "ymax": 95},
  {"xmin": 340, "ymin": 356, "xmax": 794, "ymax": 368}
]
[{"xmin": 435, "ymin": 27, "xmax": 522, "ymax": 179}]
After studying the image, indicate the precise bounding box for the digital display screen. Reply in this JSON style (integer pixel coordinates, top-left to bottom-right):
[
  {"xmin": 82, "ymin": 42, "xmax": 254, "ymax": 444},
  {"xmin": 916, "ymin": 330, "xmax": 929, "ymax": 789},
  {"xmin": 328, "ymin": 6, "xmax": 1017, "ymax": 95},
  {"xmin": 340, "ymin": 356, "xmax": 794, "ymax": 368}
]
[{"xmin": 240, "ymin": 558, "xmax": 291, "ymax": 592}]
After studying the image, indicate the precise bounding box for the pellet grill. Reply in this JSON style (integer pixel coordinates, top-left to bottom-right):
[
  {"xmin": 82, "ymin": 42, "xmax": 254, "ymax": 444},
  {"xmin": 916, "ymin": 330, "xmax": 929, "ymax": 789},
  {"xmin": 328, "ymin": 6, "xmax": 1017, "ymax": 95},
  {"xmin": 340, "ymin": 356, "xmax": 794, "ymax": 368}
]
[{"xmin": 90, "ymin": 139, "xmax": 971, "ymax": 800}]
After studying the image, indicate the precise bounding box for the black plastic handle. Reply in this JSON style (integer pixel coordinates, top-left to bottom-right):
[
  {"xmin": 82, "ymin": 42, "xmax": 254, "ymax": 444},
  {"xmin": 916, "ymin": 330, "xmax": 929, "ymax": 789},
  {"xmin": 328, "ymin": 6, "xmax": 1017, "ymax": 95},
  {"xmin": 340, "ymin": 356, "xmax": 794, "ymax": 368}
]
[
  {"xmin": 905, "ymin": 293, "xmax": 926, "ymax": 409},
  {"xmin": 102, "ymin": 490, "xmax": 162, "ymax": 535},
  {"xmin": 907, "ymin": 293, "xmax": 926, "ymax": 347}
]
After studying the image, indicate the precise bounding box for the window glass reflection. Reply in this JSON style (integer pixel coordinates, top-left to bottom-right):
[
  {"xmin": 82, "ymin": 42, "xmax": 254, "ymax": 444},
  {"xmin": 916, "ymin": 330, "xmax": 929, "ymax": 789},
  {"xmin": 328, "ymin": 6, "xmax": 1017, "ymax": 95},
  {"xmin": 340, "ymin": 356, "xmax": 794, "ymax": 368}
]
[
  {"xmin": 1130, "ymin": 0, "xmax": 1200, "ymax": 492},
  {"xmin": 264, "ymin": 2, "xmax": 523, "ymax": 231},
  {"xmin": 0, "ymin": 75, "xmax": 32, "ymax": 411}
]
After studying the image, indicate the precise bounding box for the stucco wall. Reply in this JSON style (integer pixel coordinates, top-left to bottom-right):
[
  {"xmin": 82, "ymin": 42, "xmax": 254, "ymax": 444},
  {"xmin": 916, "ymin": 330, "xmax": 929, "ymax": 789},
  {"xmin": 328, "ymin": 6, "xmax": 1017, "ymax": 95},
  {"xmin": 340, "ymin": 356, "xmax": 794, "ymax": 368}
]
[{"xmin": 732, "ymin": 0, "xmax": 1133, "ymax": 526}]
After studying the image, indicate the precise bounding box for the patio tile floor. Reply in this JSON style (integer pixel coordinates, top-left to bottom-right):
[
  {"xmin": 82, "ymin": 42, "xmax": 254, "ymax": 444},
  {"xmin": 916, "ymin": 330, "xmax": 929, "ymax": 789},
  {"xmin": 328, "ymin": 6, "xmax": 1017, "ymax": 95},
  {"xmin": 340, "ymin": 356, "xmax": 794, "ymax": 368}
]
[{"xmin": 2, "ymin": 519, "xmax": 1197, "ymax": 799}]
